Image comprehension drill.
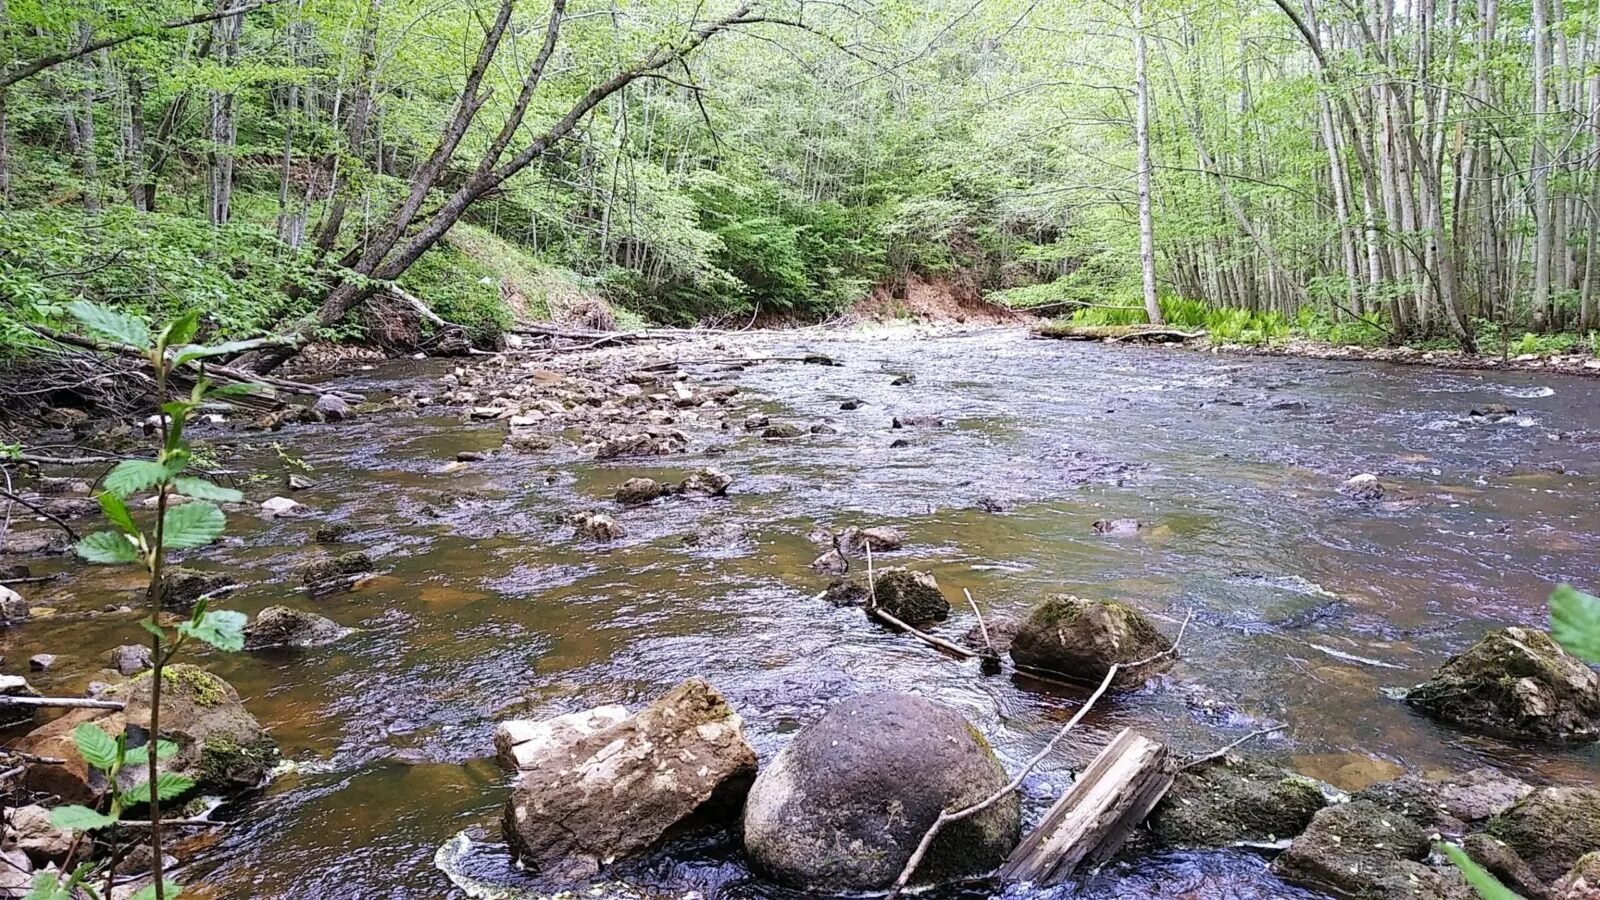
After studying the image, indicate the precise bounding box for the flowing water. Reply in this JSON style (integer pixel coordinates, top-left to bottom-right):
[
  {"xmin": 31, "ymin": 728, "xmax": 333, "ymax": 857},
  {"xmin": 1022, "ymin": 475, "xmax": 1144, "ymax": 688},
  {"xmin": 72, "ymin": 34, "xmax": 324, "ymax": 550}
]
[{"xmin": 9, "ymin": 327, "xmax": 1600, "ymax": 899}]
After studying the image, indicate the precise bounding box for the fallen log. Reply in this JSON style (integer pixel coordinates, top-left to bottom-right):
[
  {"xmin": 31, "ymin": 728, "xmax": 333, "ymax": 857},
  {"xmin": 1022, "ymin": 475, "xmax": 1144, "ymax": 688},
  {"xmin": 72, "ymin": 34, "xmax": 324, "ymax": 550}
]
[
  {"xmin": 0, "ymin": 695, "xmax": 125, "ymax": 711},
  {"xmin": 1032, "ymin": 323, "xmax": 1205, "ymax": 344},
  {"xmin": 997, "ymin": 728, "xmax": 1172, "ymax": 885}
]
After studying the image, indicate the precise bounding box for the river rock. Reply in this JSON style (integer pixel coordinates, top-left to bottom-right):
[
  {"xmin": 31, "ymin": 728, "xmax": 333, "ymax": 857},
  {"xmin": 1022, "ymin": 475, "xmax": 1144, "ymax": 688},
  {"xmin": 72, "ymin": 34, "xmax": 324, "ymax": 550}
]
[
  {"xmin": 16, "ymin": 665, "xmax": 276, "ymax": 804},
  {"xmin": 1149, "ymin": 755, "xmax": 1327, "ymax": 848},
  {"xmin": 260, "ymin": 496, "xmax": 309, "ymax": 518},
  {"xmin": 312, "ymin": 393, "xmax": 351, "ymax": 422},
  {"xmin": 1355, "ymin": 767, "xmax": 1533, "ymax": 835},
  {"xmin": 572, "ymin": 510, "xmax": 625, "ymax": 541},
  {"xmin": 614, "ymin": 477, "xmax": 664, "ymax": 506},
  {"xmin": 6, "ymin": 804, "xmax": 71, "ymax": 866},
  {"xmin": 1339, "ymin": 473, "xmax": 1386, "ymax": 501},
  {"xmin": 1461, "ymin": 833, "xmax": 1550, "ymax": 900},
  {"xmin": 1555, "ymin": 852, "xmax": 1600, "ymax": 899},
  {"xmin": 960, "ymin": 614, "xmax": 1020, "ymax": 655},
  {"xmin": 0, "ymin": 586, "xmax": 29, "ymax": 625},
  {"xmin": 742, "ymin": 413, "xmax": 770, "ymax": 431},
  {"xmin": 0, "ymin": 676, "xmax": 40, "ymax": 728},
  {"xmin": 244, "ymin": 606, "xmax": 350, "ymax": 649},
  {"xmin": 0, "ymin": 846, "xmax": 31, "ymax": 897},
  {"xmin": 682, "ymin": 522, "xmax": 748, "ymax": 550},
  {"xmin": 107, "ymin": 644, "xmax": 152, "ymax": 675},
  {"xmin": 160, "ymin": 567, "xmax": 231, "ymax": 610},
  {"xmin": 762, "ymin": 423, "xmax": 805, "ymax": 440},
  {"xmin": 313, "ymin": 522, "xmax": 355, "ymax": 543},
  {"xmin": 0, "ymin": 529, "xmax": 69, "ymax": 556},
  {"xmin": 1009, "ymin": 595, "xmax": 1176, "ymax": 688},
  {"xmin": 1092, "ymin": 518, "xmax": 1143, "ymax": 535},
  {"xmin": 502, "ymin": 678, "xmax": 756, "ymax": 880},
  {"xmin": 1405, "ymin": 627, "xmax": 1600, "ymax": 743},
  {"xmin": 299, "ymin": 551, "xmax": 373, "ymax": 586},
  {"xmin": 28, "ymin": 654, "xmax": 54, "ymax": 671},
  {"xmin": 493, "ymin": 705, "xmax": 629, "ymax": 770},
  {"xmin": 821, "ymin": 578, "xmax": 867, "ymax": 606},
  {"xmin": 743, "ymin": 691, "xmax": 1019, "ymax": 892},
  {"xmin": 1271, "ymin": 800, "xmax": 1466, "ymax": 899},
  {"xmin": 868, "ymin": 568, "xmax": 949, "ymax": 623},
  {"xmin": 838, "ymin": 525, "xmax": 904, "ymax": 555},
  {"xmin": 812, "ymin": 549, "xmax": 849, "ymax": 576},
  {"xmin": 679, "ymin": 467, "xmax": 733, "ymax": 497},
  {"xmin": 1486, "ymin": 787, "xmax": 1600, "ymax": 882}
]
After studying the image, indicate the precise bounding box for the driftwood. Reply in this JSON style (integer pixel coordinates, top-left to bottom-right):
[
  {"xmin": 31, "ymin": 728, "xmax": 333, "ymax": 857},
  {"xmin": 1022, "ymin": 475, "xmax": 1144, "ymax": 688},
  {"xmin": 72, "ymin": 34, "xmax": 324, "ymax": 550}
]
[
  {"xmin": 0, "ymin": 695, "xmax": 125, "ymax": 711},
  {"xmin": 997, "ymin": 728, "xmax": 1173, "ymax": 885},
  {"xmin": 1032, "ymin": 323, "xmax": 1205, "ymax": 343}
]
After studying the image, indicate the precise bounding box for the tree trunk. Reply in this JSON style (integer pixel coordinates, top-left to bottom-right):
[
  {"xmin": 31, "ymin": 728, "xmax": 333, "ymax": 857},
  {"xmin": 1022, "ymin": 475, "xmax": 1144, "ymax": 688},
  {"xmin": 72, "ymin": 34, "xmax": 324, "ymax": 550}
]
[{"xmin": 1133, "ymin": 0, "xmax": 1164, "ymax": 325}]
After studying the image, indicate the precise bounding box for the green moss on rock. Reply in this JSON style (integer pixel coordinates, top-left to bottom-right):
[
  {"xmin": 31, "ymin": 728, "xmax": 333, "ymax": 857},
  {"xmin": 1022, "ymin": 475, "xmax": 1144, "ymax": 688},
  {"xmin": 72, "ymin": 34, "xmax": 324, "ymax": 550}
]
[
  {"xmin": 1405, "ymin": 627, "xmax": 1600, "ymax": 743},
  {"xmin": 1149, "ymin": 756, "xmax": 1327, "ymax": 847}
]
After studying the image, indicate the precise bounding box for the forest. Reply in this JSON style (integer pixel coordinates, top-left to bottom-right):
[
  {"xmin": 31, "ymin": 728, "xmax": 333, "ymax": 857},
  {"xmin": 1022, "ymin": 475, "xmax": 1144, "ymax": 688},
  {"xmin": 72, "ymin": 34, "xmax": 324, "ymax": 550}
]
[{"xmin": 3, "ymin": 1, "xmax": 1600, "ymax": 900}]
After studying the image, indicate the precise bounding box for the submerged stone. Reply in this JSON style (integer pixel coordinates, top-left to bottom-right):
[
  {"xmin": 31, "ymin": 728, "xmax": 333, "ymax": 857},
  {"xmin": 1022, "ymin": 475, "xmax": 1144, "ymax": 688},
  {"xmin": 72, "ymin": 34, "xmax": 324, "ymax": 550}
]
[{"xmin": 1405, "ymin": 627, "xmax": 1600, "ymax": 743}]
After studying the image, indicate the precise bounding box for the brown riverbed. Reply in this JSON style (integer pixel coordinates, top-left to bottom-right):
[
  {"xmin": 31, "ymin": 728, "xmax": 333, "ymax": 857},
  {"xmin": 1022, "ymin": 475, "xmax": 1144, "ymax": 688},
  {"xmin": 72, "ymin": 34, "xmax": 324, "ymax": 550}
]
[{"xmin": 6, "ymin": 325, "xmax": 1600, "ymax": 899}]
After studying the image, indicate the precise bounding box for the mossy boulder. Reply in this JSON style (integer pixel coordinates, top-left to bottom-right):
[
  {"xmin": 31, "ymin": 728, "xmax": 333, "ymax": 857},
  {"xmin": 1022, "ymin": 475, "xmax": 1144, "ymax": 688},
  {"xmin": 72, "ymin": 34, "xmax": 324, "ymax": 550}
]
[
  {"xmin": 761, "ymin": 423, "xmax": 805, "ymax": 440},
  {"xmin": 299, "ymin": 551, "xmax": 373, "ymax": 586},
  {"xmin": 160, "ymin": 567, "xmax": 231, "ymax": 611},
  {"xmin": 1010, "ymin": 595, "xmax": 1175, "ymax": 688},
  {"xmin": 1486, "ymin": 787, "xmax": 1600, "ymax": 882},
  {"xmin": 244, "ymin": 606, "xmax": 350, "ymax": 650},
  {"xmin": 1355, "ymin": 767, "xmax": 1533, "ymax": 835},
  {"xmin": 743, "ymin": 692, "xmax": 1019, "ymax": 892},
  {"xmin": 1148, "ymin": 755, "xmax": 1327, "ymax": 847},
  {"xmin": 614, "ymin": 477, "xmax": 664, "ymax": 506},
  {"xmin": 868, "ymin": 568, "xmax": 949, "ymax": 623},
  {"xmin": 1554, "ymin": 851, "xmax": 1600, "ymax": 899},
  {"xmin": 1271, "ymin": 800, "xmax": 1468, "ymax": 900},
  {"xmin": 1405, "ymin": 627, "xmax": 1600, "ymax": 743}
]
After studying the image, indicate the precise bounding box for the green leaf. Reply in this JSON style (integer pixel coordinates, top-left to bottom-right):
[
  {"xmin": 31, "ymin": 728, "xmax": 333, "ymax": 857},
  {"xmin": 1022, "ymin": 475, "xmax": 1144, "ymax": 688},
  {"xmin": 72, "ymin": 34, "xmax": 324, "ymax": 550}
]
[
  {"xmin": 97, "ymin": 492, "xmax": 138, "ymax": 534},
  {"xmin": 1437, "ymin": 843, "xmax": 1523, "ymax": 900},
  {"xmin": 172, "ymin": 476, "xmax": 243, "ymax": 503},
  {"xmin": 104, "ymin": 460, "xmax": 171, "ymax": 498},
  {"xmin": 124, "ymin": 740, "xmax": 180, "ymax": 767},
  {"xmin": 76, "ymin": 531, "xmax": 140, "ymax": 564},
  {"xmin": 160, "ymin": 502, "xmax": 225, "ymax": 550},
  {"xmin": 127, "ymin": 879, "xmax": 183, "ymax": 900},
  {"xmin": 162, "ymin": 310, "xmax": 202, "ymax": 347},
  {"xmin": 67, "ymin": 300, "xmax": 151, "ymax": 349},
  {"xmin": 210, "ymin": 381, "xmax": 274, "ymax": 398},
  {"xmin": 48, "ymin": 804, "xmax": 116, "ymax": 833},
  {"xmin": 1550, "ymin": 585, "xmax": 1600, "ymax": 665},
  {"xmin": 71, "ymin": 722, "xmax": 119, "ymax": 772},
  {"xmin": 23, "ymin": 870, "xmax": 72, "ymax": 900},
  {"xmin": 123, "ymin": 772, "xmax": 196, "ymax": 805},
  {"xmin": 139, "ymin": 617, "xmax": 168, "ymax": 645},
  {"xmin": 173, "ymin": 336, "xmax": 287, "ymax": 368},
  {"xmin": 178, "ymin": 609, "xmax": 247, "ymax": 652}
]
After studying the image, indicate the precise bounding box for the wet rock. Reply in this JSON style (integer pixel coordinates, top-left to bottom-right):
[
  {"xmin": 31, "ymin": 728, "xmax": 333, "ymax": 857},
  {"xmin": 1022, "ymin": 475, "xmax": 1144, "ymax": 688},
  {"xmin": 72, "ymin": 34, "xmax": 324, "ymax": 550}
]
[
  {"xmin": 260, "ymin": 495, "xmax": 309, "ymax": 518},
  {"xmin": 107, "ymin": 644, "xmax": 152, "ymax": 676},
  {"xmin": 113, "ymin": 844, "xmax": 178, "ymax": 878},
  {"xmin": 961, "ymin": 614, "xmax": 1020, "ymax": 655},
  {"xmin": 17, "ymin": 665, "xmax": 277, "ymax": 804},
  {"xmin": 1009, "ymin": 595, "xmax": 1176, "ymax": 689},
  {"xmin": 1404, "ymin": 627, "xmax": 1600, "ymax": 743},
  {"xmin": 839, "ymin": 525, "xmax": 905, "ymax": 556},
  {"xmin": 493, "ymin": 705, "xmax": 629, "ymax": 770},
  {"xmin": 889, "ymin": 438, "xmax": 911, "ymax": 448},
  {"xmin": 812, "ymin": 549, "xmax": 848, "ymax": 576},
  {"xmin": 506, "ymin": 431, "xmax": 556, "ymax": 453},
  {"xmin": 1461, "ymin": 833, "xmax": 1550, "ymax": 900},
  {"xmin": 502, "ymin": 679, "xmax": 755, "ymax": 880},
  {"xmin": 0, "ymin": 529, "xmax": 69, "ymax": 557},
  {"xmin": 809, "ymin": 423, "xmax": 840, "ymax": 435},
  {"xmin": 869, "ymin": 568, "xmax": 949, "ymax": 623},
  {"xmin": 161, "ymin": 567, "xmax": 231, "ymax": 610},
  {"xmin": 683, "ymin": 522, "xmax": 748, "ymax": 549},
  {"xmin": 244, "ymin": 606, "xmax": 350, "ymax": 650},
  {"xmin": 455, "ymin": 450, "xmax": 489, "ymax": 462},
  {"xmin": 1339, "ymin": 473, "xmax": 1386, "ymax": 501},
  {"xmin": 802, "ymin": 353, "xmax": 836, "ymax": 366},
  {"xmin": 1271, "ymin": 801, "xmax": 1464, "ymax": 900},
  {"xmin": 1554, "ymin": 852, "xmax": 1600, "ymax": 899},
  {"xmin": 0, "ymin": 846, "xmax": 31, "ymax": 897},
  {"xmin": 1486, "ymin": 787, "xmax": 1600, "ymax": 882},
  {"xmin": 35, "ymin": 476, "xmax": 90, "ymax": 495},
  {"xmin": 742, "ymin": 413, "xmax": 770, "ymax": 431},
  {"xmin": 974, "ymin": 496, "xmax": 1009, "ymax": 513},
  {"xmin": 312, "ymin": 394, "xmax": 351, "ymax": 422},
  {"xmin": 250, "ymin": 405, "xmax": 320, "ymax": 430},
  {"xmin": 572, "ymin": 511, "xmax": 625, "ymax": 542},
  {"xmin": 614, "ymin": 477, "xmax": 664, "ymax": 506},
  {"xmin": 743, "ymin": 691, "xmax": 1019, "ymax": 892},
  {"xmin": 1148, "ymin": 755, "xmax": 1327, "ymax": 848},
  {"xmin": 840, "ymin": 399, "xmax": 863, "ymax": 410},
  {"xmin": 6, "ymin": 804, "xmax": 72, "ymax": 865},
  {"xmin": 28, "ymin": 654, "xmax": 54, "ymax": 671},
  {"xmin": 313, "ymin": 522, "xmax": 355, "ymax": 543},
  {"xmin": 595, "ymin": 430, "xmax": 686, "ymax": 459},
  {"xmin": 890, "ymin": 373, "xmax": 915, "ymax": 386},
  {"xmin": 892, "ymin": 415, "xmax": 945, "ymax": 428},
  {"xmin": 821, "ymin": 578, "xmax": 868, "ymax": 606},
  {"xmin": 1355, "ymin": 767, "xmax": 1533, "ymax": 835},
  {"xmin": 0, "ymin": 676, "xmax": 40, "ymax": 728},
  {"xmin": 1471, "ymin": 403, "xmax": 1518, "ymax": 418},
  {"xmin": 762, "ymin": 423, "xmax": 805, "ymax": 440},
  {"xmin": 286, "ymin": 473, "xmax": 316, "ymax": 491},
  {"xmin": 299, "ymin": 551, "xmax": 373, "ymax": 586},
  {"xmin": 679, "ymin": 467, "xmax": 733, "ymax": 497},
  {"xmin": 0, "ymin": 586, "xmax": 30, "ymax": 625},
  {"xmin": 1092, "ymin": 518, "xmax": 1143, "ymax": 535}
]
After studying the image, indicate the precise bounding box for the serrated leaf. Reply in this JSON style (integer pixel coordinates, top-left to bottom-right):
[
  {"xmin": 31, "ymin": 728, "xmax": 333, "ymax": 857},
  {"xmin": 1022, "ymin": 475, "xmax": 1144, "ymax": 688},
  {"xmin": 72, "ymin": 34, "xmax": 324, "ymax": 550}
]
[
  {"xmin": 71, "ymin": 722, "xmax": 119, "ymax": 772},
  {"xmin": 97, "ymin": 492, "xmax": 138, "ymax": 534},
  {"xmin": 160, "ymin": 502, "xmax": 225, "ymax": 550},
  {"xmin": 76, "ymin": 531, "xmax": 140, "ymax": 564},
  {"xmin": 48, "ymin": 804, "xmax": 116, "ymax": 833},
  {"xmin": 171, "ymin": 476, "xmax": 243, "ymax": 503},
  {"xmin": 67, "ymin": 300, "xmax": 151, "ymax": 349},
  {"xmin": 104, "ymin": 460, "xmax": 171, "ymax": 498},
  {"xmin": 178, "ymin": 609, "xmax": 247, "ymax": 652},
  {"xmin": 173, "ymin": 337, "xmax": 285, "ymax": 368},
  {"xmin": 127, "ymin": 879, "xmax": 183, "ymax": 900},
  {"xmin": 24, "ymin": 870, "xmax": 72, "ymax": 900},
  {"xmin": 1551, "ymin": 585, "xmax": 1600, "ymax": 665},
  {"xmin": 123, "ymin": 771, "xmax": 196, "ymax": 805},
  {"xmin": 163, "ymin": 310, "xmax": 201, "ymax": 346},
  {"xmin": 124, "ymin": 739, "xmax": 180, "ymax": 767},
  {"xmin": 1437, "ymin": 842, "xmax": 1523, "ymax": 900}
]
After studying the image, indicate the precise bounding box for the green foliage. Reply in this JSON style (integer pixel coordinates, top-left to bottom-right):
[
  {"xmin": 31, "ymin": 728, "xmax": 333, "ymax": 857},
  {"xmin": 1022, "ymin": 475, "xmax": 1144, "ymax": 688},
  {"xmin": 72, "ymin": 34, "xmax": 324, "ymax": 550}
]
[
  {"xmin": 1551, "ymin": 585, "xmax": 1600, "ymax": 664},
  {"xmin": 394, "ymin": 243, "xmax": 513, "ymax": 344},
  {"xmin": 1437, "ymin": 843, "xmax": 1523, "ymax": 900}
]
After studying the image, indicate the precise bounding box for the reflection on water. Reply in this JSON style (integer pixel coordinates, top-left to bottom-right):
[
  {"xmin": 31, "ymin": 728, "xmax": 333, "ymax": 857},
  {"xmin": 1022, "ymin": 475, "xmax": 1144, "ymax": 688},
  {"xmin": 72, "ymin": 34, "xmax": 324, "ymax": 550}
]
[{"xmin": 10, "ymin": 328, "xmax": 1600, "ymax": 898}]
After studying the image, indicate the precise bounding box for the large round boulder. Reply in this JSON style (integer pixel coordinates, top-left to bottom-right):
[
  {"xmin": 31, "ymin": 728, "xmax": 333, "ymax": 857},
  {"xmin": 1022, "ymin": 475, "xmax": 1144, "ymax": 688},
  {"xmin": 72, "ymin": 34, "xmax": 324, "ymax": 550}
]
[
  {"xmin": 1009, "ymin": 595, "xmax": 1175, "ymax": 688},
  {"xmin": 869, "ymin": 568, "xmax": 949, "ymax": 623},
  {"xmin": 1405, "ymin": 627, "xmax": 1600, "ymax": 743},
  {"xmin": 742, "ymin": 692, "xmax": 1019, "ymax": 893}
]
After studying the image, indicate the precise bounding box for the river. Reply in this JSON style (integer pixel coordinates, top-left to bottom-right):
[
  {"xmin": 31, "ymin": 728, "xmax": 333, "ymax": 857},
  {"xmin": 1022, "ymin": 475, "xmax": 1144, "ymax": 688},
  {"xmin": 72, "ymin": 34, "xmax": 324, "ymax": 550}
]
[{"xmin": 10, "ymin": 327, "xmax": 1600, "ymax": 898}]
